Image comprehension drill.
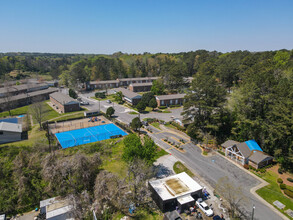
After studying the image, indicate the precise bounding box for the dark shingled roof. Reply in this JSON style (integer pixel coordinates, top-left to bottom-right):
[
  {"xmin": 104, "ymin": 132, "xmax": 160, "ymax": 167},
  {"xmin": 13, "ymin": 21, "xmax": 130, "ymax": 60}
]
[
  {"xmin": 50, "ymin": 92, "xmax": 79, "ymax": 105},
  {"xmin": 221, "ymin": 140, "xmax": 240, "ymax": 148},
  {"xmin": 249, "ymin": 151, "xmax": 273, "ymax": 164},
  {"xmin": 236, "ymin": 142, "xmax": 252, "ymax": 158}
]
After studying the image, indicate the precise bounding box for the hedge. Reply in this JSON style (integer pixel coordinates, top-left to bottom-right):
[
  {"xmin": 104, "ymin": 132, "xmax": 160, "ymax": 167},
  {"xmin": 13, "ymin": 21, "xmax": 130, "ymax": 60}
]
[
  {"xmin": 284, "ymin": 189, "xmax": 293, "ymax": 198},
  {"xmin": 169, "ymin": 104, "xmax": 181, "ymax": 108},
  {"xmin": 278, "ymin": 167, "xmax": 283, "ymax": 174},
  {"xmin": 158, "ymin": 106, "xmax": 167, "ymax": 109},
  {"xmin": 287, "ymin": 178, "xmax": 293, "ymax": 183},
  {"xmin": 277, "ymin": 178, "xmax": 283, "ymax": 184},
  {"xmin": 280, "ymin": 183, "xmax": 286, "ymax": 190}
]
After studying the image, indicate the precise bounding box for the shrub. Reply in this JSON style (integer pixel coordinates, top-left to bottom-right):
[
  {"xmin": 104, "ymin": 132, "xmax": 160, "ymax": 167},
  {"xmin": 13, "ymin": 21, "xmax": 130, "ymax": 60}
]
[
  {"xmin": 158, "ymin": 106, "xmax": 167, "ymax": 109},
  {"xmin": 277, "ymin": 178, "xmax": 283, "ymax": 184},
  {"xmin": 280, "ymin": 183, "xmax": 286, "ymax": 190},
  {"xmin": 243, "ymin": 164, "xmax": 249, "ymax": 169},
  {"xmin": 249, "ymin": 165, "xmax": 256, "ymax": 171},
  {"xmin": 284, "ymin": 189, "xmax": 293, "ymax": 198},
  {"xmin": 259, "ymin": 169, "xmax": 266, "ymax": 173},
  {"xmin": 278, "ymin": 167, "xmax": 283, "ymax": 174},
  {"xmin": 287, "ymin": 178, "xmax": 293, "ymax": 183},
  {"xmin": 169, "ymin": 104, "xmax": 181, "ymax": 108}
]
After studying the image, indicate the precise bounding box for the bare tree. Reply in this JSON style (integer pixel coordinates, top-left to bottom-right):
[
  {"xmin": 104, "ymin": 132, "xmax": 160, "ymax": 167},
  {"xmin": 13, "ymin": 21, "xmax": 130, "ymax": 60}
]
[
  {"xmin": 127, "ymin": 158, "xmax": 155, "ymax": 207},
  {"xmin": 215, "ymin": 176, "xmax": 249, "ymax": 219},
  {"xmin": 29, "ymin": 98, "xmax": 46, "ymax": 130},
  {"xmin": 93, "ymin": 171, "xmax": 130, "ymax": 217},
  {"xmin": 2, "ymin": 85, "xmax": 15, "ymax": 116}
]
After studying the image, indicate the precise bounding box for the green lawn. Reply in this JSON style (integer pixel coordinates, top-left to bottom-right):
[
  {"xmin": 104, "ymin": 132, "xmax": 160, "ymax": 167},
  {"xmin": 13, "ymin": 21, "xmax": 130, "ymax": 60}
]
[
  {"xmin": 255, "ymin": 170, "xmax": 293, "ymax": 219},
  {"xmin": 173, "ymin": 161, "xmax": 194, "ymax": 177},
  {"xmin": 128, "ymin": 111, "xmax": 138, "ymax": 115},
  {"xmin": 151, "ymin": 122, "xmax": 161, "ymax": 130},
  {"xmin": 164, "ymin": 123, "xmax": 177, "ymax": 130},
  {"xmin": 158, "ymin": 110, "xmax": 171, "ymax": 113},
  {"xmin": 0, "ymin": 105, "xmax": 29, "ymax": 118}
]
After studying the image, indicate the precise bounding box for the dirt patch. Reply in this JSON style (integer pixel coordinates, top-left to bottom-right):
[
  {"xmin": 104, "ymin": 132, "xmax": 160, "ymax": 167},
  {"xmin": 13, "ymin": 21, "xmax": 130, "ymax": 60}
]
[{"xmin": 268, "ymin": 164, "xmax": 293, "ymax": 186}]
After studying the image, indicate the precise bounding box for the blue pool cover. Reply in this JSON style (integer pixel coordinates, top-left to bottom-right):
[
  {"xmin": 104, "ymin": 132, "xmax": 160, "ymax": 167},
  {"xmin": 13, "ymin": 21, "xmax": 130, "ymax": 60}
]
[{"xmin": 55, "ymin": 123, "xmax": 127, "ymax": 148}]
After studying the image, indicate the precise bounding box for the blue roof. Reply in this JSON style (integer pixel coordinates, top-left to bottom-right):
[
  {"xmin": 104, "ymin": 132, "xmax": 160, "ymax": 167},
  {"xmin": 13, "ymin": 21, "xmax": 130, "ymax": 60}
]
[{"xmin": 245, "ymin": 140, "xmax": 263, "ymax": 152}]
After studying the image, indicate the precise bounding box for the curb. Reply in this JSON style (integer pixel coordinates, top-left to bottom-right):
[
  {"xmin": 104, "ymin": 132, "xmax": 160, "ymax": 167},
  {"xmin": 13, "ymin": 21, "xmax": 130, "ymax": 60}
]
[{"xmin": 216, "ymin": 152, "xmax": 290, "ymax": 220}]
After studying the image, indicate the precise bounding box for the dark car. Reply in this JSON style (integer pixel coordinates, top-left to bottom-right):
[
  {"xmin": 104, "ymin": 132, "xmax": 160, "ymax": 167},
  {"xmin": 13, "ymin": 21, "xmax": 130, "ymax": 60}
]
[{"xmin": 213, "ymin": 215, "xmax": 223, "ymax": 220}]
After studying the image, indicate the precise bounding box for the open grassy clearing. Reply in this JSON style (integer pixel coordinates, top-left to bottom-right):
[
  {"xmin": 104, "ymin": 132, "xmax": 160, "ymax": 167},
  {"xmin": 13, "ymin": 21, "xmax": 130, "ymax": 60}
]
[
  {"xmin": 255, "ymin": 170, "xmax": 293, "ymax": 219},
  {"xmin": 0, "ymin": 105, "xmax": 29, "ymax": 118}
]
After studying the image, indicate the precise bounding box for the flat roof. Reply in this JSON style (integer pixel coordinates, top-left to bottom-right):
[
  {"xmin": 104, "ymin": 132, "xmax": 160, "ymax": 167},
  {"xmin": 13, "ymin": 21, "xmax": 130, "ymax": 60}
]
[
  {"xmin": 0, "ymin": 122, "xmax": 22, "ymax": 132},
  {"xmin": 0, "ymin": 214, "xmax": 5, "ymax": 220},
  {"xmin": 149, "ymin": 172, "xmax": 202, "ymax": 201},
  {"xmin": 177, "ymin": 194, "xmax": 195, "ymax": 205},
  {"xmin": 90, "ymin": 80, "xmax": 119, "ymax": 85},
  {"xmin": 130, "ymin": 82, "xmax": 153, "ymax": 87},
  {"xmin": 156, "ymin": 94, "xmax": 186, "ymax": 101},
  {"xmin": 119, "ymin": 76, "xmax": 159, "ymax": 81},
  {"xmin": 0, "ymin": 87, "xmax": 58, "ymax": 104}
]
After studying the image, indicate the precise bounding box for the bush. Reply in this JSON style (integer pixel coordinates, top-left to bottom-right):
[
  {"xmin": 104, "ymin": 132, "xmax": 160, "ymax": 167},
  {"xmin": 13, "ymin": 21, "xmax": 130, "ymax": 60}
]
[
  {"xmin": 95, "ymin": 92, "xmax": 106, "ymax": 99},
  {"xmin": 169, "ymin": 104, "xmax": 181, "ymax": 108},
  {"xmin": 243, "ymin": 164, "xmax": 249, "ymax": 169},
  {"xmin": 277, "ymin": 178, "xmax": 283, "ymax": 184},
  {"xmin": 278, "ymin": 167, "xmax": 283, "ymax": 174},
  {"xmin": 217, "ymin": 150, "xmax": 225, "ymax": 156},
  {"xmin": 158, "ymin": 106, "xmax": 167, "ymax": 109},
  {"xmin": 284, "ymin": 189, "xmax": 293, "ymax": 198},
  {"xmin": 259, "ymin": 169, "xmax": 266, "ymax": 173},
  {"xmin": 249, "ymin": 165, "xmax": 256, "ymax": 171},
  {"xmin": 280, "ymin": 183, "xmax": 286, "ymax": 190},
  {"xmin": 287, "ymin": 178, "xmax": 293, "ymax": 183}
]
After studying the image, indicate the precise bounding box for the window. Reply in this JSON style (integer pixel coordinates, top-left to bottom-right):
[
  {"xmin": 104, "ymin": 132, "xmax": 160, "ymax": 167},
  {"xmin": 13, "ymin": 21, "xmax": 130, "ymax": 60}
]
[{"xmin": 0, "ymin": 131, "xmax": 3, "ymax": 135}]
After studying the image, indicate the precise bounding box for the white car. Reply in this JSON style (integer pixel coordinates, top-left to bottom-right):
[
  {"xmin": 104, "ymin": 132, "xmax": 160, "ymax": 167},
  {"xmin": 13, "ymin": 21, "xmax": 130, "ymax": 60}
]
[{"xmin": 196, "ymin": 199, "xmax": 214, "ymax": 217}]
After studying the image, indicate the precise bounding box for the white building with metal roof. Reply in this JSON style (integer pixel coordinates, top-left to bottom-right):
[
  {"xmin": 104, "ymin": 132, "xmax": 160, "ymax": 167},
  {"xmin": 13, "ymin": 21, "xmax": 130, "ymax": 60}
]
[{"xmin": 0, "ymin": 122, "xmax": 22, "ymax": 144}]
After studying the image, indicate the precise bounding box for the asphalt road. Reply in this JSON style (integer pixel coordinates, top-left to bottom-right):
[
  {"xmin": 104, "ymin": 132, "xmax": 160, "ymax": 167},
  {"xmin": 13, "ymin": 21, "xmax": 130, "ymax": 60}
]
[
  {"xmin": 79, "ymin": 91, "xmax": 282, "ymax": 220},
  {"xmin": 149, "ymin": 131, "xmax": 281, "ymax": 220},
  {"xmin": 79, "ymin": 91, "xmax": 184, "ymax": 124}
]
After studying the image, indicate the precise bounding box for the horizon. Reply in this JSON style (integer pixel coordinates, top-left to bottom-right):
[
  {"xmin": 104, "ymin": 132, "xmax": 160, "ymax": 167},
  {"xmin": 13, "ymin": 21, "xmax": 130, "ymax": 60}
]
[{"xmin": 1, "ymin": 0, "xmax": 293, "ymax": 53}]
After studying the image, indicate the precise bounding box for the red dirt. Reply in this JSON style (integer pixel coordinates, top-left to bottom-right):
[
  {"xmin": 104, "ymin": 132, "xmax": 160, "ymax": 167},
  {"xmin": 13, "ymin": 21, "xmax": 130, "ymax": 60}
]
[{"xmin": 268, "ymin": 164, "xmax": 293, "ymax": 186}]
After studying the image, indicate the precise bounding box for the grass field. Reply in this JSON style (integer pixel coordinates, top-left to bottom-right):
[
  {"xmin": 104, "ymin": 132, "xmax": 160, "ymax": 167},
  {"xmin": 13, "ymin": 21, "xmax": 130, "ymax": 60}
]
[
  {"xmin": 173, "ymin": 161, "xmax": 194, "ymax": 177},
  {"xmin": 151, "ymin": 122, "xmax": 161, "ymax": 130},
  {"xmin": 255, "ymin": 170, "xmax": 293, "ymax": 219},
  {"xmin": 0, "ymin": 105, "xmax": 29, "ymax": 118}
]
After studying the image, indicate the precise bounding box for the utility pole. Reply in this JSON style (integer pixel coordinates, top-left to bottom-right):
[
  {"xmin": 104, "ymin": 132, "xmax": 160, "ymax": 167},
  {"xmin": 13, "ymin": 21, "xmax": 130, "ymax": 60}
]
[{"xmin": 251, "ymin": 205, "xmax": 255, "ymax": 220}]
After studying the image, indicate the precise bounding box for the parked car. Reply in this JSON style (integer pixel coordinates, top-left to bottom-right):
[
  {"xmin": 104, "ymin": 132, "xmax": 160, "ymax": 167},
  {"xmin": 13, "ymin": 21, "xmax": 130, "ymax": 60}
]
[
  {"xmin": 106, "ymin": 100, "xmax": 112, "ymax": 104},
  {"xmin": 80, "ymin": 101, "xmax": 89, "ymax": 105},
  {"xmin": 213, "ymin": 215, "xmax": 222, "ymax": 220},
  {"xmin": 196, "ymin": 199, "xmax": 214, "ymax": 217}
]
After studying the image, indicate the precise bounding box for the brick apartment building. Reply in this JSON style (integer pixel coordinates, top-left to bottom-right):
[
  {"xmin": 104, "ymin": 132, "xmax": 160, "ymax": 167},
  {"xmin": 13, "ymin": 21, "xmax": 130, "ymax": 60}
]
[
  {"xmin": 156, "ymin": 94, "xmax": 186, "ymax": 107},
  {"xmin": 50, "ymin": 92, "xmax": 80, "ymax": 113},
  {"xmin": 129, "ymin": 82, "xmax": 153, "ymax": 92}
]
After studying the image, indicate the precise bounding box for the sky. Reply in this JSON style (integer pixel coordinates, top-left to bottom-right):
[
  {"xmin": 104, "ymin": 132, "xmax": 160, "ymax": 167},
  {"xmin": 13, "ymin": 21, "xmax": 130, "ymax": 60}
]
[{"xmin": 0, "ymin": 0, "xmax": 293, "ymax": 54}]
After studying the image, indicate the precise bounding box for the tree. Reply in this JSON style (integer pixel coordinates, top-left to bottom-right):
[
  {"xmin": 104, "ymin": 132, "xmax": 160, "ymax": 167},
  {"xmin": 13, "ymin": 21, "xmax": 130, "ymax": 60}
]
[
  {"xmin": 136, "ymin": 101, "xmax": 146, "ymax": 112},
  {"xmin": 69, "ymin": 88, "xmax": 78, "ymax": 99},
  {"xmin": 215, "ymin": 176, "xmax": 248, "ymax": 218},
  {"xmin": 42, "ymin": 152, "xmax": 101, "ymax": 195},
  {"xmin": 114, "ymin": 91, "xmax": 123, "ymax": 103},
  {"xmin": 151, "ymin": 79, "xmax": 165, "ymax": 95},
  {"xmin": 122, "ymin": 134, "xmax": 156, "ymax": 164},
  {"xmin": 30, "ymin": 101, "xmax": 46, "ymax": 130},
  {"xmin": 130, "ymin": 117, "xmax": 142, "ymax": 132},
  {"xmin": 141, "ymin": 92, "xmax": 155, "ymax": 107},
  {"xmin": 106, "ymin": 106, "xmax": 115, "ymax": 117},
  {"xmin": 149, "ymin": 98, "xmax": 157, "ymax": 110},
  {"xmin": 94, "ymin": 171, "xmax": 129, "ymax": 217}
]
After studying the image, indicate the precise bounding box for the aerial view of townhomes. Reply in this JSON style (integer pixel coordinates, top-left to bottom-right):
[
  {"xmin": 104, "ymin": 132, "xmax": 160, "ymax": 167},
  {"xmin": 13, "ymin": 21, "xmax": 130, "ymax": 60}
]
[{"xmin": 0, "ymin": 0, "xmax": 292, "ymax": 220}]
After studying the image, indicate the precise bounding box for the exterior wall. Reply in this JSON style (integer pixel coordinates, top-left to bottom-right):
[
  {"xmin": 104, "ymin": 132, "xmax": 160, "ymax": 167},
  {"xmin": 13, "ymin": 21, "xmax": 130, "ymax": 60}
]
[
  {"xmin": 64, "ymin": 103, "xmax": 80, "ymax": 113},
  {"xmin": 0, "ymin": 130, "xmax": 22, "ymax": 144},
  {"xmin": 50, "ymin": 97, "xmax": 79, "ymax": 113},
  {"xmin": 157, "ymin": 98, "xmax": 184, "ymax": 107},
  {"xmin": 249, "ymin": 158, "xmax": 273, "ymax": 169},
  {"xmin": 129, "ymin": 85, "xmax": 152, "ymax": 92}
]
